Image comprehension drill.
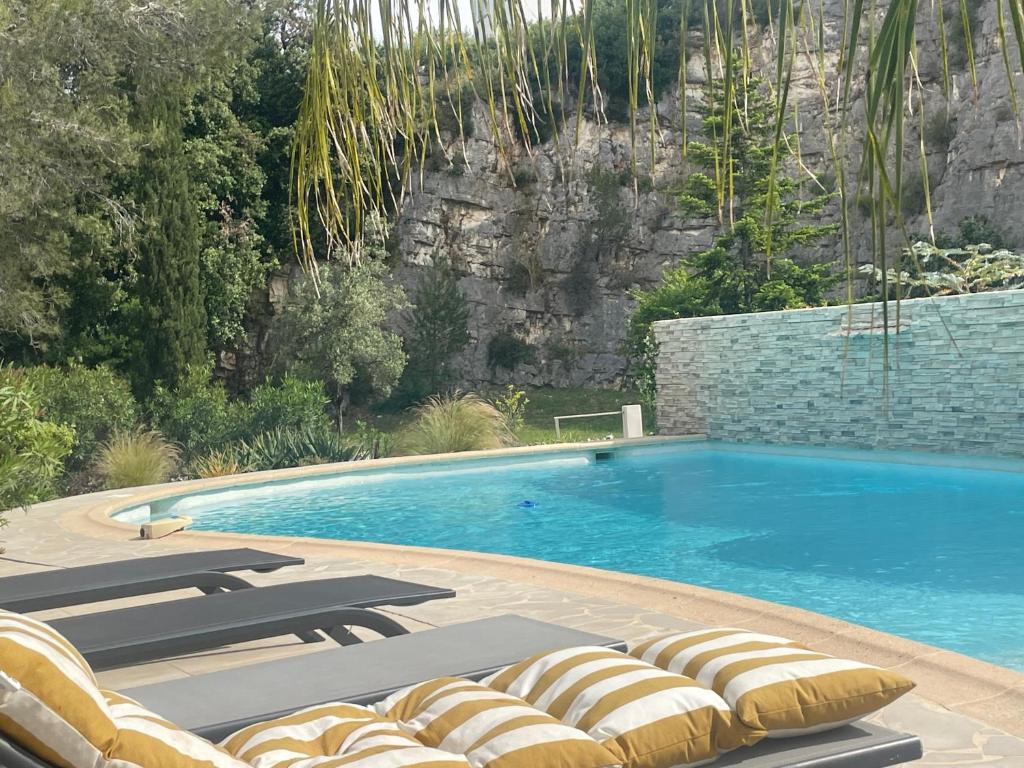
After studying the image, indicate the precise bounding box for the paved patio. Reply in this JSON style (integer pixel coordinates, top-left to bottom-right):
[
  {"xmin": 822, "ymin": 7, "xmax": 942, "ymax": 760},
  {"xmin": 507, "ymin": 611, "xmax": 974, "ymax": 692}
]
[{"xmin": 3, "ymin": 484, "xmax": 1024, "ymax": 766}]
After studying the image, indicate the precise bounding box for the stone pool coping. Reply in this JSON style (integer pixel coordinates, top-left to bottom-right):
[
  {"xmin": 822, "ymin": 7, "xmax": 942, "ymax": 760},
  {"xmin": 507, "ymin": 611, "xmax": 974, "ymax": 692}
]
[{"xmin": 53, "ymin": 436, "xmax": 1024, "ymax": 739}]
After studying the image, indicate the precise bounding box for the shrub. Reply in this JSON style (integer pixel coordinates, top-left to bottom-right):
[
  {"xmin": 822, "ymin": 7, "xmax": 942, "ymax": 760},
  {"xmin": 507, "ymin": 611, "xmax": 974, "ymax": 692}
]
[
  {"xmin": 958, "ymin": 215, "xmax": 1010, "ymax": 250},
  {"xmin": 397, "ymin": 263, "xmax": 471, "ymax": 404},
  {"xmin": 0, "ymin": 367, "xmax": 74, "ymax": 515},
  {"xmin": 245, "ymin": 376, "xmax": 331, "ymax": 435},
  {"xmin": 504, "ymin": 261, "xmax": 533, "ymax": 296},
  {"xmin": 24, "ymin": 364, "xmax": 139, "ymax": 471},
  {"xmin": 348, "ymin": 420, "xmax": 393, "ymax": 459},
  {"xmin": 191, "ymin": 449, "xmax": 247, "ymax": 479},
  {"xmin": 487, "ymin": 331, "xmax": 537, "ymax": 372},
  {"xmin": 149, "ymin": 365, "xmax": 242, "ymax": 460},
  {"xmin": 923, "ymin": 111, "xmax": 957, "ymax": 150},
  {"xmin": 492, "ymin": 385, "xmax": 529, "ymax": 433},
  {"xmin": 94, "ymin": 430, "xmax": 179, "ymax": 490},
  {"xmin": 400, "ymin": 392, "xmax": 513, "ymax": 455},
  {"xmin": 239, "ymin": 426, "xmax": 367, "ymax": 471}
]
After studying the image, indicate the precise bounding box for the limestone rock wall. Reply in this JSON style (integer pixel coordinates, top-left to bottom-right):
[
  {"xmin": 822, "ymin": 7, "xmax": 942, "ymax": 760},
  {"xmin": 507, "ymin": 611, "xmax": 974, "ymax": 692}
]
[
  {"xmin": 387, "ymin": 1, "xmax": 1024, "ymax": 389},
  {"xmin": 237, "ymin": 2, "xmax": 1023, "ymax": 393}
]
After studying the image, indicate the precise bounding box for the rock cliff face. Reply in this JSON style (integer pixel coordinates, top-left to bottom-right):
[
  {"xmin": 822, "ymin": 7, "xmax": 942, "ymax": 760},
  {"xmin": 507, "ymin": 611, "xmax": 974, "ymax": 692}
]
[{"xmin": 265, "ymin": 2, "xmax": 1024, "ymax": 392}]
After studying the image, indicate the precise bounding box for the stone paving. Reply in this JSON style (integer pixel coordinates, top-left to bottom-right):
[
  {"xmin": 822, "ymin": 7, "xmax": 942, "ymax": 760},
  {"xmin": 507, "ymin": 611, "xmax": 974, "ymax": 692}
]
[{"xmin": 2, "ymin": 493, "xmax": 1023, "ymax": 766}]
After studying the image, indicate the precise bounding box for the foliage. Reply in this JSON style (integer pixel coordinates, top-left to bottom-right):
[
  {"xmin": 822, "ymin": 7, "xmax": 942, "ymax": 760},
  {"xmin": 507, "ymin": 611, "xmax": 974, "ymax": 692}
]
[
  {"xmin": 629, "ymin": 77, "xmax": 837, "ymax": 395},
  {"xmin": 398, "ymin": 262, "xmax": 471, "ymax": 404},
  {"xmin": 0, "ymin": 0, "xmax": 262, "ymax": 370},
  {"xmin": 246, "ymin": 376, "xmax": 331, "ymax": 436},
  {"xmin": 566, "ymin": 0, "xmax": 686, "ymax": 122},
  {"xmin": 0, "ymin": 368, "xmax": 74, "ymax": 515},
  {"xmin": 487, "ymin": 331, "xmax": 537, "ymax": 373},
  {"xmin": 348, "ymin": 420, "xmax": 393, "ymax": 460},
  {"xmin": 149, "ymin": 365, "xmax": 243, "ymax": 461},
  {"xmin": 134, "ymin": 95, "xmax": 209, "ymax": 392},
  {"xmin": 957, "ymin": 216, "xmax": 1011, "ymax": 250},
  {"xmin": 23, "ymin": 365, "xmax": 140, "ymax": 473},
  {"xmin": 861, "ymin": 242, "xmax": 1024, "ymax": 298},
  {"xmin": 923, "ymin": 111, "xmax": 957, "ymax": 150},
  {"xmin": 400, "ymin": 393, "xmax": 513, "ymax": 455},
  {"xmin": 271, "ymin": 257, "xmax": 407, "ymax": 422},
  {"xmin": 94, "ymin": 431, "xmax": 179, "ymax": 490},
  {"xmin": 492, "ymin": 386, "xmax": 530, "ymax": 434},
  {"xmin": 191, "ymin": 449, "xmax": 248, "ymax": 479},
  {"xmin": 238, "ymin": 425, "xmax": 367, "ymax": 470}
]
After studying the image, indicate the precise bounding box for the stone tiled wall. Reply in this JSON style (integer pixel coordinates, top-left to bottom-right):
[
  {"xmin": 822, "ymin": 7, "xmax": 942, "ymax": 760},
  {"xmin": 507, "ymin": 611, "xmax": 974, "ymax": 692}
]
[{"xmin": 653, "ymin": 290, "xmax": 1024, "ymax": 457}]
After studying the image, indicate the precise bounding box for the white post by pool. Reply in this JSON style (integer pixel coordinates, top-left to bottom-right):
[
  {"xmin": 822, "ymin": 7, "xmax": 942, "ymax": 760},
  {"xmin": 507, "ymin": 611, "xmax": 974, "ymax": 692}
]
[{"xmin": 621, "ymin": 404, "xmax": 644, "ymax": 439}]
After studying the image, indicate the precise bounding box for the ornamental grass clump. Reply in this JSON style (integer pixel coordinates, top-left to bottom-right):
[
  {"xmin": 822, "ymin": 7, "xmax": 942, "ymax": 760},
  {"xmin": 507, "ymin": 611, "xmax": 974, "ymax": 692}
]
[
  {"xmin": 401, "ymin": 392, "xmax": 513, "ymax": 455},
  {"xmin": 95, "ymin": 431, "xmax": 179, "ymax": 489}
]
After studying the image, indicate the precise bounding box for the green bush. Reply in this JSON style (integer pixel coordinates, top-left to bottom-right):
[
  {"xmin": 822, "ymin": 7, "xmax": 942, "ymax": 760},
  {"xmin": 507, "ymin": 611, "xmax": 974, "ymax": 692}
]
[
  {"xmin": 397, "ymin": 263, "xmax": 471, "ymax": 404},
  {"xmin": 958, "ymin": 215, "xmax": 1010, "ymax": 250},
  {"xmin": 400, "ymin": 392, "xmax": 512, "ymax": 455},
  {"xmin": 0, "ymin": 367, "xmax": 74, "ymax": 515},
  {"xmin": 245, "ymin": 376, "xmax": 331, "ymax": 435},
  {"xmin": 94, "ymin": 430, "xmax": 179, "ymax": 489},
  {"xmin": 191, "ymin": 449, "xmax": 247, "ymax": 478},
  {"xmin": 149, "ymin": 365, "xmax": 243, "ymax": 460},
  {"xmin": 492, "ymin": 385, "xmax": 529, "ymax": 433},
  {"xmin": 239, "ymin": 425, "xmax": 367, "ymax": 470},
  {"xmin": 487, "ymin": 331, "xmax": 537, "ymax": 372},
  {"xmin": 348, "ymin": 420, "xmax": 393, "ymax": 459},
  {"xmin": 24, "ymin": 364, "xmax": 139, "ymax": 471}
]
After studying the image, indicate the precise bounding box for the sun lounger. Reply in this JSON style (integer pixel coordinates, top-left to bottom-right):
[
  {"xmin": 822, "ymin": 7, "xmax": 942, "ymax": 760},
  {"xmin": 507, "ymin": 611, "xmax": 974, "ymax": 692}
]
[
  {"xmin": 0, "ymin": 548, "xmax": 304, "ymax": 612},
  {"xmin": 0, "ymin": 615, "xmax": 922, "ymax": 768},
  {"xmin": 48, "ymin": 575, "xmax": 455, "ymax": 670}
]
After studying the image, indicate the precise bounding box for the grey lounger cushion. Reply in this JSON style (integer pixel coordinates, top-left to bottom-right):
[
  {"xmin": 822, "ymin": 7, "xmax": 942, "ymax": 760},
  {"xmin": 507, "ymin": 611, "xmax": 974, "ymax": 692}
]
[
  {"xmin": 49, "ymin": 575, "xmax": 455, "ymax": 670},
  {"xmin": 0, "ymin": 548, "xmax": 304, "ymax": 612},
  {"xmin": 124, "ymin": 614, "xmax": 627, "ymax": 740}
]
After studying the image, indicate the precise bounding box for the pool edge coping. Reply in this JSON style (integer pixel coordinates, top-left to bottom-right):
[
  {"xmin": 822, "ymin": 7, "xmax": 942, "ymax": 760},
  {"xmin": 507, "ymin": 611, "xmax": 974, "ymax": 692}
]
[{"xmin": 45, "ymin": 435, "xmax": 1024, "ymax": 739}]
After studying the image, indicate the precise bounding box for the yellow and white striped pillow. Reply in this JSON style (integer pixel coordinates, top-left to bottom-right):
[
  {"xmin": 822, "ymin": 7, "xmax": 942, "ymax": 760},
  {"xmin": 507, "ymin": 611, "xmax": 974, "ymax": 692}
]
[
  {"xmin": 375, "ymin": 677, "xmax": 620, "ymax": 768},
  {"xmin": 482, "ymin": 647, "xmax": 754, "ymax": 768},
  {"xmin": 105, "ymin": 691, "xmax": 249, "ymax": 768},
  {"xmin": 222, "ymin": 702, "xmax": 469, "ymax": 767},
  {"xmin": 629, "ymin": 629, "xmax": 915, "ymax": 737},
  {"xmin": 0, "ymin": 609, "xmax": 117, "ymax": 768},
  {"xmin": 0, "ymin": 609, "xmax": 247, "ymax": 768}
]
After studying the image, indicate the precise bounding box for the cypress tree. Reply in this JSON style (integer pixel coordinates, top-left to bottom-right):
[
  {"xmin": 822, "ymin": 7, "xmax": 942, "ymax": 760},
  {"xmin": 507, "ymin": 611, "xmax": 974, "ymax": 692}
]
[{"xmin": 134, "ymin": 96, "xmax": 208, "ymax": 391}]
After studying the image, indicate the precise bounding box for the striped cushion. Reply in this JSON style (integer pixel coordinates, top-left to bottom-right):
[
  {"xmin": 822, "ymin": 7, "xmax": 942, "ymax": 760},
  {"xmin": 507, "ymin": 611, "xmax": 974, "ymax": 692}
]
[
  {"xmin": 375, "ymin": 677, "xmax": 620, "ymax": 768},
  {"xmin": 0, "ymin": 609, "xmax": 117, "ymax": 768},
  {"xmin": 105, "ymin": 691, "xmax": 249, "ymax": 768},
  {"xmin": 0, "ymin": 609, "xmax": 247, "ymax": 768},
  {"xmin": 222, "ymin": 702, "xmax": 469, "ymax": 767},
  {"xmin": 629, "ymin": 629, "xmax": 915, "ymax": 737},
  {"xmin": 482, "ymin": 647, "xmax": 753, "ymax": 768}
]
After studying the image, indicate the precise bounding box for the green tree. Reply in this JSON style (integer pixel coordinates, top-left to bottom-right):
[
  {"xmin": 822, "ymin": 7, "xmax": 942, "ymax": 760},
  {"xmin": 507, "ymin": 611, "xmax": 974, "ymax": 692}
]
[
  {"xmin": 628, "ymin": 78, "xmax": 838, "ymax": 396},
  {"xmin": 0, "ymin": 0, "xmax": 256, "ymax": 361},
  {"xmin": 23, "ymin": 365, "xmax": 139, "ymax": 473},
  {"xmin": 0, "ymin": 368, "xmax": 74, "ymax": 516},
  {"xmin": 271, "ymin": 258, "xmax": 407, "ymax": 429},
  {"xmin": 398, "ymin": 262, "xmax": 471, "ymax": 403},
  {"xmin": 134, "ymin": 97, "xmax": 209, "ymax": 392}
]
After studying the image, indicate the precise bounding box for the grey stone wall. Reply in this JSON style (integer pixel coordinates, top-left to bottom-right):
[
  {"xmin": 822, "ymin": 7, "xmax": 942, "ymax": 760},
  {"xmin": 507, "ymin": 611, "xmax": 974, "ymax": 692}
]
[{"xmin": 653, "ymin": 290, "xmax": 1024, "ymax": 457}]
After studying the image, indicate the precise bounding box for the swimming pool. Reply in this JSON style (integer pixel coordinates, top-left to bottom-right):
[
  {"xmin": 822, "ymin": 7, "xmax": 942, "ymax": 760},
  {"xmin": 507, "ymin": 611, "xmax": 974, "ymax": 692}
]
[{"xmin": 147, "ymin": 441, "xmax": 1024, "ymax": 671}]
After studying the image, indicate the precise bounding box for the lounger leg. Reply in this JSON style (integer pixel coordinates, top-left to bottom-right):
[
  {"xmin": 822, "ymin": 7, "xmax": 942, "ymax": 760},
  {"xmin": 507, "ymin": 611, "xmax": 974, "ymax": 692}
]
[
  {"xmin": 323, "ymin": 609, "xmax": 410, "ymax": 646},
  {"xmin": 194, "ymin": 572, "xmax": 257, "ymax": 595},
  {"xmin": 192, "ymin": 572, "xmax": 323, "ymax": 643}
]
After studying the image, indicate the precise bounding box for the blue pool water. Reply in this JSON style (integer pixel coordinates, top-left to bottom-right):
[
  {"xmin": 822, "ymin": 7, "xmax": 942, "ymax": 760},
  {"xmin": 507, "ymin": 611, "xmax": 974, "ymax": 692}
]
[{"xmin": 167, "ymin": 443, "xmax": 1024, "ymax": 670}]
